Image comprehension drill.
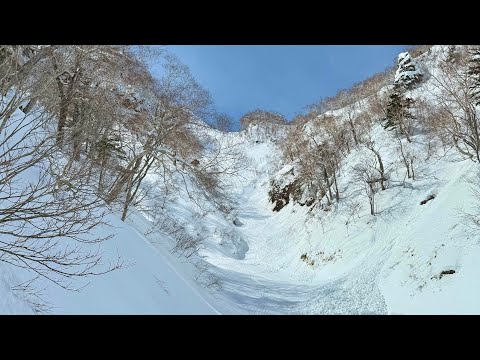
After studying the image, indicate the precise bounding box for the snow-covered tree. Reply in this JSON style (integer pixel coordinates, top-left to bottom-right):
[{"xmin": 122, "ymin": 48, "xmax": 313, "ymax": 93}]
[
  {"xmin": 394, "ymin": 51, "xmax": 423, "ymax": 90},
  {"xmin": 383, "ymin": 52, "xmax": 422, "ymax": 141},
  {"xmin": 385, "ymin": 90, "xmax": 415, "ymax": 142}
]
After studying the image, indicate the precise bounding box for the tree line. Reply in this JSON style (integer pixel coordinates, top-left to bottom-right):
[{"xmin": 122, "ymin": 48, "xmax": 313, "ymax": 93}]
[
  {"xmin": 269, "ymin": 45, "xmax": 480, "ymax": 217},
  {"xmin": 0, "ymin": 45, "xmax": 244, "ymax": 290}
]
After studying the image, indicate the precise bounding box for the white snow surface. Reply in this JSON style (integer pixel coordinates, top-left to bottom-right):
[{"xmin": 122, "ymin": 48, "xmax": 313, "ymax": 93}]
[
  {"xmin": 395, "ymin": 51, "xmax": 422, "ymax": 85},
  {"xmin": 2, "ymin": 45, "xmax": 480, "ymax": 314}
]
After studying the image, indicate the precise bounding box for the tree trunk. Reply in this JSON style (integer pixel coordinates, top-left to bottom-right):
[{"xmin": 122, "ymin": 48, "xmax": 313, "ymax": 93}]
[
  {"xmin": 333, "ymin": 171, "xmax": 339, "ymax": 202},
  {"xmin": 349, "ymin": 120, "xmax": 358, "ymax": 145},
  {"xmin": 399, "ymin": 118, "xmax": 412, "ymax": 143},
  {"xmin": 323, "ymin": 166, "xmax": 333, "ymax": 203},
  {"xmin": 1, "ymin": 46, "xmax": 58, "ymax": 95},
  {"xmin": 398, "ymin": 139, "xmax": 411, "ymax": 179},
  {"xmin": 72, "ymin": 103, "xmax": 83, "ymax": 160},
  {"xmin": 369, "ymin": 184, "xmax": 375, "ymax": 215},
  {"xmin": 57, "ymin": 100, "xmax": 68, "ymax": 148},
  {"xmin": 121, "ymin": 176, "xmax": 134, "ymax": 221},
  {"xmin": 22, "ymin": 97, "xmax": 36, "ymax": 114},
  {"xmin": 106, "ymin": 169, "xmax": 132, "ymax": 205},
  {"xmin": 120, "ymin": 156, "xmax": 155, "ymax": 221},
  {"xmin": 410, "ymin": 158, "xmax": 415, "ymax": 180},
  {"xmin": 404, "ymin": 129, "xmax": 412, "ymax": 143},
  {"xmin": 371, "ymin": 148, "xmax": 386, "ymax": 191},
  {"xmin": 98, "ymin": 157, "xmax": 106, "ymax": 194},
  {"xmin": 53, "ymin": 53, "xmax": 81, "ymax": 150}
]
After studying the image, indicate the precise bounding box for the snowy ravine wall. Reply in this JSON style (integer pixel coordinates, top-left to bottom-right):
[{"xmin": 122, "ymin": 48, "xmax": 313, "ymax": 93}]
[
  {"xmin": 251, "ymin": 45, "xmax": 480, "ymax": 314},
  {"xmin": 3, "ymin": 45, "xmax": 480, "ymax": 314}
]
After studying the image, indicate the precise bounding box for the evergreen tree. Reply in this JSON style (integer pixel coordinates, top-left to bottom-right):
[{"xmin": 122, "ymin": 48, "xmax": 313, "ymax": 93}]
[
  {"xmin": 384, "ymin": 51, "xmax": 420, "ymax": 141},
  {"xmin": 384, "ymin": 90, "xmax": 415, "ymax": 142},
  {"xmin": 394, "ymin": 52, "xmax": 423, "ymax": 90}
]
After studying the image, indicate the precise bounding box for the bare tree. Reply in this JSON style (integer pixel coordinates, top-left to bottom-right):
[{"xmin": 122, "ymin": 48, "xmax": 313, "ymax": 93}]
[
  {"xmin": 364, "ymin": 139, "xmax": 387, "ymax": 191},
  {"xmin": 280, "ymin": 119, "xmax": 308, "ymax": 162},
  {"xmin": 1, "ymin": 44, "xmax": 245, "ymax": 295},
  {"xmin": 355, "ymin": 111, "xmax": 374, "ymax": 144},
  {"xmin": 29, "ymin": 45, "xmax": 156, "ymax": 162},
  {"xmin": 344, "ymin": 198, "xmax": 363, "ymax": 235},
  {"xmin": 0, "ymin": 79, "xmax": 122, "ymax": 290},
  {"xmin": 105, "ymin": 54, "xmax": 213, "ymax": 221},
  {"xmin": 196, "ymin": 129, "xmax": 249, "ymax": 184},
  {"xmin": 428, "ymin": 50, "xmax": 480, "ymax": 162},
  {"xmin": 396, "ymin": 136, "xmax": 416, "ymax": 180},
  {"xmin": 353, "ymin": 157, "xmax": 381, "ymax": 216},
  {"xmin": 214, "ymin": 112, "xmax": 233, "ymax": 132},
  {"xmin": 344, "ymin": 96, "xmax": 359, "ymax": 146},
  {"xmin": 240, "ymin": 109, "xmax": 287, "ymax": 142},
  {"xmin": 321, "ymin": 114, "xmax": 351, "ymax": 156},
  {"xmin": 0, "ymin": 45, "xmax": 167, "ymax": 291},
  {"xmin": 368, "ymin": 89, "xmax": 390, "ymax": 123},
  {"xmin": 1, "ymin": 46, "xmax": 58, "ymax": 97},
  {"xmin": 301, "ymin": 125, "xmax": 342, "ymax": 204},
  {"xmin": 11, "ymin": 276, "xmax": 54, "ymax": 314}
]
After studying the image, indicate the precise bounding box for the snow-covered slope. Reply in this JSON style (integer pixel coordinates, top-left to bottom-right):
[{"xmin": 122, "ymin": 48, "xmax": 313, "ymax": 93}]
[
  {"xmin": 1, "ymin": 200, "xmax": 223, "ymax": 314},
  {"xmin": 197, "ymin": 116, "xmax": 480, "ymax": 314},
  {"xmin": 40, "ymin": 211, "xmax": 224, "ymax": 314},
  {"xmin": 2, "ymin": 45, "xmax": 480, "ymax": 314},
  {"xmin": 196, "ymin": 45, "xmax": 480, "ymax": 314}
]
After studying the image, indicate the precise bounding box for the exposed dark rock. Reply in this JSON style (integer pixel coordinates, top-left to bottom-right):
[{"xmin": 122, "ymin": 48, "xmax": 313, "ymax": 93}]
[
  {"xmin": 439, "ymin": 269, "xmax": 455, "ymax": 278},
  {"xmin": 306, "ymin": 197, "xmax": 315, "ymax": 207},
  {"xmin": 420, "ymin": 194, "xmax": 436, "ymax": 205},
  {"xmin": 268, "ymin": 180, "xmax": 300, "ymax": 212},
  {"xmin": 431, "ymin": 269, "xmax": 456, "ymax": 280}
]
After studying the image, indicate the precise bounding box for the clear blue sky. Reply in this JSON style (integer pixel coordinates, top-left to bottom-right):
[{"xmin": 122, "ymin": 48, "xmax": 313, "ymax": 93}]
[{"xmin": 166, "ymin": 45, "xmax": 407, "ymax": 130}]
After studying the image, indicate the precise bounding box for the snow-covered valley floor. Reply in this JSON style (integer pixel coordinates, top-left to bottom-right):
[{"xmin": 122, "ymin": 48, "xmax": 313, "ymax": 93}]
[
  {"xmin": 3, "ymin": 45, "xmax": 480, "ymax": 315},
  {"xmin": 3, "ymin": 125, "xmax": 480, "ymax": 314},
  {"xmin": 3, "ymin": 131, "xmax": 480, "ymax": 314},
  {"xmin": 196, "ymin": 133, "xmax": 480, "ymax": 315}
]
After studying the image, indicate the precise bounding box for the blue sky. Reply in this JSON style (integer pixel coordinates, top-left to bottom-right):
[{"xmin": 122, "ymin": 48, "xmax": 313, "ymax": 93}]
[{"xmin": 166, "ymin": 45, "xmax": 407, "ymax": 130}]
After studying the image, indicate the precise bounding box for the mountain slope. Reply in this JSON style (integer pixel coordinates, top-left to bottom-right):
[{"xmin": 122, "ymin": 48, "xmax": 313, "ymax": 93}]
[{"xmin": 2, "ymin": 45, "xmax": 480, "ymax": 314}]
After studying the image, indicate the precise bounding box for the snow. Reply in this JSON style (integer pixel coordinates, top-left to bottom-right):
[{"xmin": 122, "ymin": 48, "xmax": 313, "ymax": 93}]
[
  {"xmin": 0, "ymin": 263, "xmax": 35, "ymax": 314},
  {"xmin": 395, "ymin": 51, "xmax": 422, "ymax": 85},
  {"xmin": 278, "ymin": 164, "xmax": 293, "ymax": 176},
  {"xmin": 6, "ymin": 209, "xmax": 223, "ymax": 314},
  {"xmin": 2, "ymin": 45, "xmax": 480, "ymax": 314},
  {"xmin": 198, "ymin": 119, "xmax": 480, "ymax": 314}
]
